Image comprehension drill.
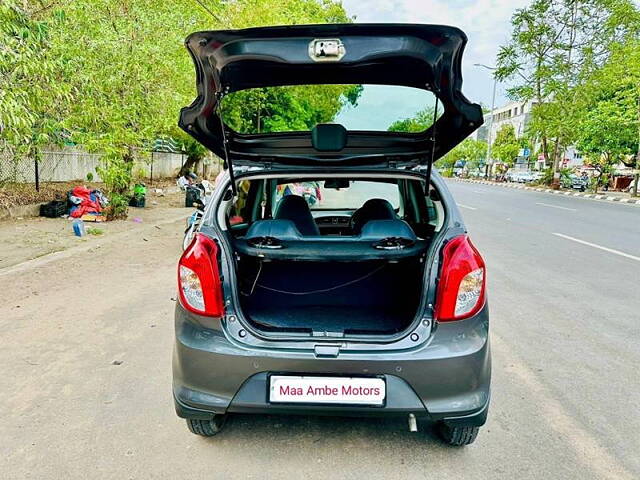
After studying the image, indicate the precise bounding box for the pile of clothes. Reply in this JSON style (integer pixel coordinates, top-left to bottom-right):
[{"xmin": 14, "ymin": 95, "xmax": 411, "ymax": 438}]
[{"xmin": 68, "ymin": 186, "xmax": 109, "ymax": 218}]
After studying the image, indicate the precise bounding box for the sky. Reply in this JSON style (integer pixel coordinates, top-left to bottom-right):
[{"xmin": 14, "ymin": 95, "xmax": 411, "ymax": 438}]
[{"xmin": 341, "ymin": 0, "xmax": 531, "ymax": 109}]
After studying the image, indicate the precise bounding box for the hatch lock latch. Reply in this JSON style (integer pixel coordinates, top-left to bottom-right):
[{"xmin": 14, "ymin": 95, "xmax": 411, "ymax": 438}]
[{"xmin": 308, "ymin": 39, "xmax": 346, "ymax": 62}]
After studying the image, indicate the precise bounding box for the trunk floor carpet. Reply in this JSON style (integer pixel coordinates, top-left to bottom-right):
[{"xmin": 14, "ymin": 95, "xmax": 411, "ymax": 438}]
[{"xmin": 246, "ymin": 305, "xmax": 414, "ymax": 334}]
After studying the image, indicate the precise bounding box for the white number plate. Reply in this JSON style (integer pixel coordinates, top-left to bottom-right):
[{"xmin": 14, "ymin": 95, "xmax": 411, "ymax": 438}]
[{"xmin": 269, "ymin": 376, "xmax": 386, "ymax": 405}]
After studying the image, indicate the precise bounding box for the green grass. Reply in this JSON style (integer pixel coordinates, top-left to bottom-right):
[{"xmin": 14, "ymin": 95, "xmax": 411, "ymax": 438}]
[{"xmin": 86, "ymin": 227, "xmax": 104, "ymax": 236}]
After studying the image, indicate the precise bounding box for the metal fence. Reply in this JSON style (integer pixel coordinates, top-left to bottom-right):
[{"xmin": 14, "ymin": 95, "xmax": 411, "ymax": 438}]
[{"xmin": 0, "ymin": 148, "xmax": 194, "ymax": 192}]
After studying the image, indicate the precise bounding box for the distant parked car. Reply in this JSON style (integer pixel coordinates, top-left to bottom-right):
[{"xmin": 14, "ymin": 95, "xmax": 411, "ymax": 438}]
[
  {"xmin": 530, "ymin": 172, "xmax": 543, "ymax": 182},
  {"xmin": 517, "ymin": 172, "xmax": 535, "ymax": 183},
  {"xmin": 506, "ymin": 171, "xmax": 536, "ymax": 183},
  {"xmin": 468, "ymin": 170, "xmax": 487, "ymax": 178},
  {"xmin": 562, "ymin": 174, "xmax": 588, "ymax": 192}
]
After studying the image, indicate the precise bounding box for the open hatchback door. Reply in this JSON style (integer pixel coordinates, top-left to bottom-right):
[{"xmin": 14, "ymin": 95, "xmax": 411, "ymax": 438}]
[{"xmin": 179, "ymin": 23, "xmax": 483, "ymax": 170}]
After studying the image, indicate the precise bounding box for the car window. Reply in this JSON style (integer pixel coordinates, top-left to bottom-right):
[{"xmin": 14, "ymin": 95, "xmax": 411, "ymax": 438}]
[
  {"xmin": 274, "ymin": 180, "xmax": 400, "ymax": 211},
  {"xmin": 221, "ymin": 85, "xmax": 442, "ymax": 133}
]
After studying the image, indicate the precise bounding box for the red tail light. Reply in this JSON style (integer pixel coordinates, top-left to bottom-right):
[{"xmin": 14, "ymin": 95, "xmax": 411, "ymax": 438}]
[
  {"xmin": 178, "ymin": 233, "xmax": 225, "ymax": 317},
  {"xmin": 435, "ymin": 235, "xmax": 486, "ymax": 322}
]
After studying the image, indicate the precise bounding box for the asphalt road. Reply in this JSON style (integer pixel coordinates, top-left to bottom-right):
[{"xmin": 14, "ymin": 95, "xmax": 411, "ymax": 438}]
[{"xmin": 1, "ymin": 181, "xmax": 639, "ymax": 479}]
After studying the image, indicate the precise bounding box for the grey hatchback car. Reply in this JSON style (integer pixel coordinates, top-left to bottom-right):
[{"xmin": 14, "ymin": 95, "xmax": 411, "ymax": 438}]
[{"xmin": 173, "ymin": 23, "xmax": 490, "ymax": 446}]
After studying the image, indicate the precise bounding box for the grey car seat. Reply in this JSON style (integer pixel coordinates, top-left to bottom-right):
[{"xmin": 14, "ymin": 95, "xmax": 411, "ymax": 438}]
[
  {"xmin": 350, "ymin": 198, "xmax": 397, "ymax": 234},
  {"xmin": 274, "ymin": 195, "xmax": 320, "ymax": 236}
]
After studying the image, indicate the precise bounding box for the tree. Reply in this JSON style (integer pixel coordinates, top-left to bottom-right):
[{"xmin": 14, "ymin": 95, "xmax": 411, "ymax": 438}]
[
  {"xmin": 0, "ymin": 1, "xmax": 70, "ymax": 186},
  {"xmin": 495, "ymin": 0, "xmax": 640, "ymax": 186},
  {"xmin": 222, "ymin": 84, "xmax": 362, "ymax": 134},
  {"xmin": 576, "ymin": 38, "xmax": 640, "ymax": 193},
  {"xmin": 455, "ymin": 139, "xmax": 488, "ymax": 173},
  {"xmin": 492, "ymin": 124, "xmax": 521, "ymax": 167},
  {"xmin": 388, "ymin": 106, "xmax": 439, "ymax": 132},
  {"xmin": 434, "ymin": 138, "xmax": 488, "ymax": 175},
  {"xmin": 44, "ymin": 0, "xmax": 352, "ymax": 218}
]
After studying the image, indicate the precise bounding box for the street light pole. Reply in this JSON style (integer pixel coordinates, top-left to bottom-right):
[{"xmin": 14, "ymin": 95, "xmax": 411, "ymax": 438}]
[{"xmin": 474, "ymin": 63, "xmax": 497, "ymax": 180}]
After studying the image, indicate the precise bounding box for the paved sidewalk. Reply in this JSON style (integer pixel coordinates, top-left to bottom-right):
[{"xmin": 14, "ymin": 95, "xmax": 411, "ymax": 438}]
[{"xmin": 450, "ymin": 178, "xmax": 640, "ymax": 205}]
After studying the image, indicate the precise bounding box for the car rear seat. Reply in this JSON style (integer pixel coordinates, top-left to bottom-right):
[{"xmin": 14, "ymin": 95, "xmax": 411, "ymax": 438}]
[
  {"xmin": 245, "ymin": 218, "xmax": 416, "ymax": 242},
  {"xmin": 274, "ymin": 195, "xmax": 320, "ymax": 236},
  {"xmin": 240, "ymin": 218, "xmax": 422, "ymax": 261},
  {"xmin": 350, "ymin": 198, "xmax": 397, "ymax": 234}
]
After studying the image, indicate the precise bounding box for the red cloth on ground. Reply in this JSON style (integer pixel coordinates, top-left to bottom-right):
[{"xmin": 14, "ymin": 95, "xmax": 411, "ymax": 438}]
[{"xmin": 69, "ymin": 186, "xmax": 102, "ymax": 218}]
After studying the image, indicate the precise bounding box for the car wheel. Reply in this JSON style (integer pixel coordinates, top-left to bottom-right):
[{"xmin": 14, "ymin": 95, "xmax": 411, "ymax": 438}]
[
  {"xmin": 186, "ymin": 415, "xmax": 226, "ymax": 437},
  {"xmin": 436, "ymin": 423, "xmax": 479, "ymax": 446}
]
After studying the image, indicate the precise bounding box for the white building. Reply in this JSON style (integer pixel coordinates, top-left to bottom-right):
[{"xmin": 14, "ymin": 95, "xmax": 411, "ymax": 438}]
[
  {"xmin": 471, "ymin": 100, "xmax": 535, "ymax": 144},
  {"xmin": 472, "ymin": 99, "xmax": 584, "ymax": 170}
]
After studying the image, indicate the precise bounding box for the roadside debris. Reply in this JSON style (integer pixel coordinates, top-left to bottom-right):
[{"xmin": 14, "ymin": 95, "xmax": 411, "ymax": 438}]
[
  {"xmin": 40, "ymin": 200, "xmax": 67, "ymax": 218},
  {"xmin": 72, "ymin": 219, "xmax": 86, "ymax": 237},
  {"xmin": 80, "ymin": 214, "xmax": 105, "ymax": 222},
  {"xmin": 69, "ymin": 186, "xmax": 108, "ymax": 218},
  {"xmin": 129, "ymin": 183, "xmax": 146, "ymax": 208}
]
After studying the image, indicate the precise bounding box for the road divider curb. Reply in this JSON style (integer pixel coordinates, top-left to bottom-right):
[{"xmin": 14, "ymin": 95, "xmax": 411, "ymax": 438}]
[{"xmin": 448, "ymin": 178, "xmax": 640, "ymax": 206}]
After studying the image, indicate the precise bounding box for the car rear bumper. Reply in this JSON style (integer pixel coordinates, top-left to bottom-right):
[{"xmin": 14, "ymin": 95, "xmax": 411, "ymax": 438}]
[{"xmin": 173, "ymin": 304, "xmax": 491, "ymax": 426}]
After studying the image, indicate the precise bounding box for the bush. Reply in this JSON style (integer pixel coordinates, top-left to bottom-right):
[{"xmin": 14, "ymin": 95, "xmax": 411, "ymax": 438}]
[{"xmin": 103, "ymin": 192, "xmax": 128, "ymax": 220}]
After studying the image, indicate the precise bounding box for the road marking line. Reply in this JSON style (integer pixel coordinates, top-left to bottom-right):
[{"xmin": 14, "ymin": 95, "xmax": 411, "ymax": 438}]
[
  {"xmin": 536, "ymin": 202, "xmax": 577, "ymax": 212},
  {"xmin": 553, "ymin": 233, "xmax": 640, "ymax": 262},
  {"xmin": 471, "ymin": 189, "xmax": 485, "ymax": 194},
  {"xmin": 456, "ymin": 203, "xmax": 477, "ymax": 210}
]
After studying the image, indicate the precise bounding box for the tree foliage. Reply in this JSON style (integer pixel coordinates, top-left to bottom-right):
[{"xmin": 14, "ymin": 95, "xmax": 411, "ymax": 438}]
[
  {"xmin": 0, "ymin": 2, "xmax": 70, "ymax": 162},
  {"xmin": 575, "ymin": 38, "xmax": 640, "ymax": 192},
  {"xmin": 1, "ymin": 0, "xmax": 354, "ymax": 215},
  {"xmin": 387, "ymin": 106, "xmax": 440, "ymax": 132},
  {"xmin": 492, "ymin": 124, "xmax": 521, "ymax": 166},
  {"xmin": 576, "ymin": 39, "xmax": 639, "ymax": 160},
  {"xmin": 496, "ymin": 0, "xmax": 640, "ymax": 173},
  {"xmin": 222, "ymin": 85, "xmax": 362, "ymax": 134},
  {"xmin": 435, "ymin": 138, "xmax": 488, "ymax": 173}
]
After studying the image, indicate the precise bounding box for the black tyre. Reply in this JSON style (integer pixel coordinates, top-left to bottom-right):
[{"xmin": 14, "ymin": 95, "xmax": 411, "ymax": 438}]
[
  {"xmin": 437, "ymin": 423, "xmax": 479, "ymax": 446},
  {"xmin": 186, "ymin": 415, "xmax": 226, "ymax": 437}
]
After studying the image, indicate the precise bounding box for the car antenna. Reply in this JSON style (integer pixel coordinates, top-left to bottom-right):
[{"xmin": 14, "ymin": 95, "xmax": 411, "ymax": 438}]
[
  {"xmin": 216, "ymin": 94, "xmax": 237, "ymax": 196},
  {"xmin": 423, "ymin": 95, "xmax": 440, "ymax": 191}
]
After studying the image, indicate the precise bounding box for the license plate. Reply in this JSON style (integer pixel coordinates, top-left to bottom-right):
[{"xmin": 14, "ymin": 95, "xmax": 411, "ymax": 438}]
[{"xmin": 269, "ymin": 375, "xmax": 386, "ymax": 405}]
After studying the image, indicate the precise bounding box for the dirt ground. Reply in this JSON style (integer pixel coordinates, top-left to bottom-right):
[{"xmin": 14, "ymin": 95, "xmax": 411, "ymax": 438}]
[{"xmin": 0, "ymin": 186, "xmax": 188, "ymax": 270}]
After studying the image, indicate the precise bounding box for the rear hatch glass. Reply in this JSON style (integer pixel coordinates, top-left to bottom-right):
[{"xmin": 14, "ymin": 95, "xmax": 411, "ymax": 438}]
[{"xmin": 221, "ymin": 85, "xmax": 442, "ymax": 134}]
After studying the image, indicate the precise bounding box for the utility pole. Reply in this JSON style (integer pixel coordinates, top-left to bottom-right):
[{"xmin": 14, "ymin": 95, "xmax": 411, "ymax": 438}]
[{"xmin": 475, "ymin": 64, "xmax": 497, "ymax": 180}]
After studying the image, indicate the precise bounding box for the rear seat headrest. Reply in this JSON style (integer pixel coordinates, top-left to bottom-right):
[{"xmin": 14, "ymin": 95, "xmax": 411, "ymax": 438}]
[
  {"xmin": 274, "ymin": 195, "xmax": 320, "ymax": 236},
  {"xmin": 351, "ymin": 198, "xmax": 397, "ymax": 234}
]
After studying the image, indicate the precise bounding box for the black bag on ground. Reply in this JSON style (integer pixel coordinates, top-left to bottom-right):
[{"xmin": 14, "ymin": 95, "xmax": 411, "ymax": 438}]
[
  {"xmin": 40, "ymin": 200, "xmax": 67, "ymax": 218},
  {"xmin": 129, "ymin": 195, "xmax": 146, "ymax": 208}
]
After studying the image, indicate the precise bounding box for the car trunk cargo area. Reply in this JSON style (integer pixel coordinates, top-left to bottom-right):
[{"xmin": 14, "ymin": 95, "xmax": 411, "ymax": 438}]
[{"xmin": 236, "ymin": 256, "xmax": 425, "ymax": 335}]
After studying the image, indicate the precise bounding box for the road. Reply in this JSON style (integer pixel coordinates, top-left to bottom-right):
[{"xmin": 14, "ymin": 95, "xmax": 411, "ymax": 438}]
[{"xmin": 1, "ymin": 181, "xmax": 639, "ymax": 479}]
